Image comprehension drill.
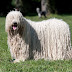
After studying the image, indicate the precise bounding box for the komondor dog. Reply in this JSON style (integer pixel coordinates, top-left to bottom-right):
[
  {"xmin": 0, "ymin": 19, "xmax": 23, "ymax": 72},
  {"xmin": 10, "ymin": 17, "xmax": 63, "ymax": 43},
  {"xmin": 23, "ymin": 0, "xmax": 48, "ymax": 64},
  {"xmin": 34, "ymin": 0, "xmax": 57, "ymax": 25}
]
[{"xmin": 5, "ymin": 11, "xmax": 71, "ymax": 63}]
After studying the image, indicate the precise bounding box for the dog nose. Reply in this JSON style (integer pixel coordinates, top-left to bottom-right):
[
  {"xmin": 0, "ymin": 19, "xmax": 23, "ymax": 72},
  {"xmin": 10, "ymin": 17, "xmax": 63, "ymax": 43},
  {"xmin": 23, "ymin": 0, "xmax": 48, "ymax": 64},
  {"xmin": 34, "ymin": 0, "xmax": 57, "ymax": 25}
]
[{"xmin": 13, "ymin": 22, "xmax": 17, "ymax": 25}]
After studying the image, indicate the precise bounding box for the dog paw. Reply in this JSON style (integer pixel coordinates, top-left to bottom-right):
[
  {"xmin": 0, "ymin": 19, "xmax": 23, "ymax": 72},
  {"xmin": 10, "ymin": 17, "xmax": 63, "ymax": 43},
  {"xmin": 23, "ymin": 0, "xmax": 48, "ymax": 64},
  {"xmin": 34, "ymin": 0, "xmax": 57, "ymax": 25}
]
[
  {"xmin": 13, "ymin": 59, "xmax": 20, "ymax": 63},
  {"xmin": 13, "ymin": 59, "xmax": 25, "ymax": 63}
]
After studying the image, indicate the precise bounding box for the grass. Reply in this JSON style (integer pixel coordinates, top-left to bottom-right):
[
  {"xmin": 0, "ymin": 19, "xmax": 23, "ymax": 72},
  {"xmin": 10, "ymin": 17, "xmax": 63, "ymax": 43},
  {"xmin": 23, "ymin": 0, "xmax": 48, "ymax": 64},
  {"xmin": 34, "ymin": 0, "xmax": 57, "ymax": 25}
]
[{"xmin": 0, "ymin": 14, "xmax": 72, "ymax": 72}]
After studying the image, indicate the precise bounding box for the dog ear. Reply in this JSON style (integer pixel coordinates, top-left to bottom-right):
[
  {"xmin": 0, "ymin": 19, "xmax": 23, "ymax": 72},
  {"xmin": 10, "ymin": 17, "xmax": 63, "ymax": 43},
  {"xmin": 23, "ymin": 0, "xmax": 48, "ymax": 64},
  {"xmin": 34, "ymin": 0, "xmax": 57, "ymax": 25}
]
[{"xmin": 18, "ymin": 25, "xmax": 24, "ymax": 36}]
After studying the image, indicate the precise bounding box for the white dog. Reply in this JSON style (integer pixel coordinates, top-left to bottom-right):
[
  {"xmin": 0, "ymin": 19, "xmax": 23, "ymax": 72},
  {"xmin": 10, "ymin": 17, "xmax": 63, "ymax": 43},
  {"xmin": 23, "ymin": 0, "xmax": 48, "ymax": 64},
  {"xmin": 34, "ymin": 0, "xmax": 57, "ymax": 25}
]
[{"xmin": 5, "ymin": 11, "xmax": 71, "ymax": 63}]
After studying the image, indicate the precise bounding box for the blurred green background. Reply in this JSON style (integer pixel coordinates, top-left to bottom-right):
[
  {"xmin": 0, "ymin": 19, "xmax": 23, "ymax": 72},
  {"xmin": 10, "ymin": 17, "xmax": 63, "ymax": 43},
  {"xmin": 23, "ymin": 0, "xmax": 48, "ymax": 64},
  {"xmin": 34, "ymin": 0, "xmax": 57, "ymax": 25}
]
[{"xmin": 0, "ymin": 0, "xmax": 72, "ymax": 16}]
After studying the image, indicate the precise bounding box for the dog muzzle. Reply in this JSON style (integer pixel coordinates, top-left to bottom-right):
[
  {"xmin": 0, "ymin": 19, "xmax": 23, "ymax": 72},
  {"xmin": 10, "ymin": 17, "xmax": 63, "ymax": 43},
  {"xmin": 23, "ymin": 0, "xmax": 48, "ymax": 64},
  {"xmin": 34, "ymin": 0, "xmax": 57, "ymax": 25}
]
[{"xmin": 12, "ymin": 22, "xmax": 18, "ymax": 30}]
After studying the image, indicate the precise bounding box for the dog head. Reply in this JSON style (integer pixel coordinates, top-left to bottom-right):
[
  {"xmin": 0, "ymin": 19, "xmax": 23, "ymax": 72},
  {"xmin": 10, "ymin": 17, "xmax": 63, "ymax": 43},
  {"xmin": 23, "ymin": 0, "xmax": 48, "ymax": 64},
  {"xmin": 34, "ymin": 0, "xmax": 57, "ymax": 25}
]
[{"xmin": 5, "ymin": 11, "xmax": 24, "ymax": 36}]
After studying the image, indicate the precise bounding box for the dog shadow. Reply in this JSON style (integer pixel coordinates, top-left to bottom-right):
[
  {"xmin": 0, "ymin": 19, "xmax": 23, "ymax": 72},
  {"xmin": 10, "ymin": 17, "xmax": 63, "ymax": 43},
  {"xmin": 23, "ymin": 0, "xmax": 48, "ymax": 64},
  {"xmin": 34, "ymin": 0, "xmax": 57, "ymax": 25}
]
[{"xmin": 20, "ymin": 20, "xmax": 41, "ymax": 60}]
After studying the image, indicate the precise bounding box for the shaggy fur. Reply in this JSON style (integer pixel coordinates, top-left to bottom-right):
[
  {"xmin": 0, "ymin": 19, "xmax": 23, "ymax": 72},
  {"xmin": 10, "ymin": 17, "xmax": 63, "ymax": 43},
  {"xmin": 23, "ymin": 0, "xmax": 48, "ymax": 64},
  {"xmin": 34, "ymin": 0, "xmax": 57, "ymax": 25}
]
[{"xmin": 5, "ymin": 11, "xmax": 71, "ymax": 63}]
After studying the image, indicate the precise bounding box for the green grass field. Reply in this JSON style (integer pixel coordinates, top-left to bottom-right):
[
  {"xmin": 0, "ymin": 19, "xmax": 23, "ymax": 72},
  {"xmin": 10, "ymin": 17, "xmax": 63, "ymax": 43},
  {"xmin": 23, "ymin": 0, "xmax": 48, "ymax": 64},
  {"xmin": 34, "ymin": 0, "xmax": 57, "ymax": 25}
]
[{"xmin": 0, "ymin": 14, "xmax": 72, "ymax": 72}]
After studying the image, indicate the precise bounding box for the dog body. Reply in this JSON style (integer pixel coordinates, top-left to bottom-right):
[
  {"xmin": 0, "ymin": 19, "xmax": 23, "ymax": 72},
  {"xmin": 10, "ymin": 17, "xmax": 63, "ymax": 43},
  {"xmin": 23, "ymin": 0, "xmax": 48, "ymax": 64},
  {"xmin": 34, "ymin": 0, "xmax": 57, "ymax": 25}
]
[
  {"xmin": 36, "ymin": 8, "xmax": 46, "ymax": 18},
  {"xmin": 5, "ymin": 11, "xmax": 71, "ymax": 63}
]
